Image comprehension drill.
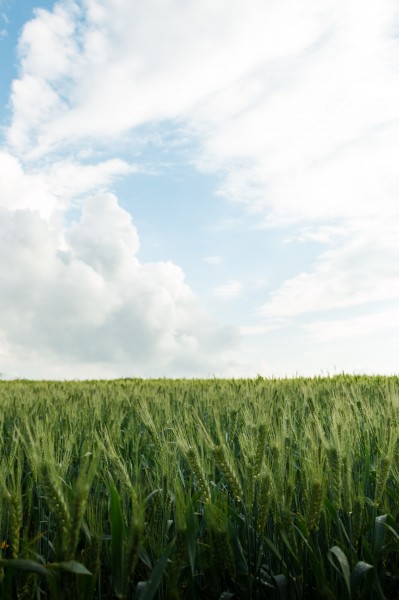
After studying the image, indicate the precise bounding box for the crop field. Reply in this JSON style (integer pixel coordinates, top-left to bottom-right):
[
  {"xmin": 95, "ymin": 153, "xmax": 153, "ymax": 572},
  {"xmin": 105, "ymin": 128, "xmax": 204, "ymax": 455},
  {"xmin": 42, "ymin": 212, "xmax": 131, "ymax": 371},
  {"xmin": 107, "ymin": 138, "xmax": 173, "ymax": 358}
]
[{"xmin": 0, "ymin": 376, "xmax": 399, "ymax": 599}]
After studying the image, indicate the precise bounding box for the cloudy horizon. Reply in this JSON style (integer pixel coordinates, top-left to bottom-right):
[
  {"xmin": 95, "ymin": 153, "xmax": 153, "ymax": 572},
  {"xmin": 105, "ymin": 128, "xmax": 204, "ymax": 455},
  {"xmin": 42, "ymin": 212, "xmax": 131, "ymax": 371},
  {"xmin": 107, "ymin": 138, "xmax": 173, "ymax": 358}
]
[{"xmin": 1, "ymin": 0, "xmax": 399, "ymax": 379}]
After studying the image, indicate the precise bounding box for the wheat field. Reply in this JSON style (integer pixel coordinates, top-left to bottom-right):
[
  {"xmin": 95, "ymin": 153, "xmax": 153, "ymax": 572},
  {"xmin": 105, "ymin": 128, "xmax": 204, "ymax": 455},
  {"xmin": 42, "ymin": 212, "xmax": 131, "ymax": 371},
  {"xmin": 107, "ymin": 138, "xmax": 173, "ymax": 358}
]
[{"xmin": 0, "ymin": 376, "xmax": 398, "ymax": 599}]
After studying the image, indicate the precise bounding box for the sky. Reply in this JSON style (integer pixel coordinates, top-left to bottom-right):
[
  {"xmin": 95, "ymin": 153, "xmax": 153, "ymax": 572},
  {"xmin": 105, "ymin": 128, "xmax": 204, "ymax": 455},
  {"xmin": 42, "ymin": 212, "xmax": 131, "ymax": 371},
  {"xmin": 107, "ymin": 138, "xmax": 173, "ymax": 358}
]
[{"xmin": 0, "ymin": 0, "xmax": 399, "ymax": 379}]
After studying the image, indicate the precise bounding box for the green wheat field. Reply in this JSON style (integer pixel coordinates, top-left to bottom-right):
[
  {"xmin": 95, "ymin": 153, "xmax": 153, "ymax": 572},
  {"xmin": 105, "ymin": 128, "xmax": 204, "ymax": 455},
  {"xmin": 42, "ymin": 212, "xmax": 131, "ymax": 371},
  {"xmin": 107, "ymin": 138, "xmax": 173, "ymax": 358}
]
[{"xmin": 0, "ymin": 375, "xmax": 399, "ymax": 599}]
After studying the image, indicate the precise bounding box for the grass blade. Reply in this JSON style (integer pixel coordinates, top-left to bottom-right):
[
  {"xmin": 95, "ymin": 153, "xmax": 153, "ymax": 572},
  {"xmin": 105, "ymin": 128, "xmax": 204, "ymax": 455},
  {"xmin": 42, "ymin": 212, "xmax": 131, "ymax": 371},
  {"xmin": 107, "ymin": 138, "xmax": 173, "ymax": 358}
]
[{"xmin": 328, "ymin": 546, "xmax": 351, "ymax": 599}]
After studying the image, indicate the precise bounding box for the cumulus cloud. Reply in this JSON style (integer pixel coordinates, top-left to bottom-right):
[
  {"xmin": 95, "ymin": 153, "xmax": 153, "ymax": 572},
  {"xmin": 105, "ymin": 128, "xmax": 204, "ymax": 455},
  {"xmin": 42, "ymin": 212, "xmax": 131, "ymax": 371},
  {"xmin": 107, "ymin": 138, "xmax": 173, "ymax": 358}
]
[
  {"xmin": 0, "ymin": 195, "xmax": 238, "ymax": 376},
  {"xmin": 0, "ymin": 150, "xmax": 134, "ymax": 218}
]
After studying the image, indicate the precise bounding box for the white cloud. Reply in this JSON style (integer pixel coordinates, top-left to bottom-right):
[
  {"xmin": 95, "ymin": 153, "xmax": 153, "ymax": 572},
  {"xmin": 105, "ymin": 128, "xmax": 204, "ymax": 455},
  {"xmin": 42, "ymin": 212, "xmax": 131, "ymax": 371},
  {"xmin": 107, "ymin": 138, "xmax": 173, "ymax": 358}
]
[
  {"xmin": 260, "ymin": 221, "xmax": 399, "ymax": 319},
  {"xmin": 6, "ymin": 0, "xmax": 334, "ymax": 158},
  {"xmin": 183, "ymin": 1, "xmax": 399, "ymax": 342},
  {"xmin": 66, "ymin": 193, "xmax": 140, "ymax": 277},
  {"xmin": 239, "ymin": 322, "xmax": 285, "ymax": 336},
  {"xmin": 181, "ymin": 1, "xmax": 399, "ymax": 342},
  {"xmin": 18, "ymin": 3, "xmax": 81, "ymax": 81},
  {"xmin": 0, "ymin": 6, "xmax": 9, "ymax": 39},
  {"xmin": 0, "ymin": 195, "xmax": 238, "ymax": 376},
  {"xmin": 215, "ymin": 280, "xmax": 243, "ymax": 300},
  {"xmin": 0, "ymin": 150, "xmax": 134, "ymax": 218},
  {"xmin": 44, "ymin": 158, "xmax": 136, "ymax": 204},
  {"xmin": 283, "ymin": 226, "xmax": 348, "ymax": 245},
  {"xmin": 190, "ymin": 4, "xmax": 399, "ymax": 224},
  {"xmin": 8, "ymin": 0, "xmax": 399, "ymax": 229},
  {"xmin": 0, "ymin": 150, "xmax": 56, "ymax": 217},
  {"xmin": 304, "ymin": 308, "xmax": 399, "ymax": 342},
  {"xmin": 204, "ymin": 255, "xmax": 222, "ymax": 266}
]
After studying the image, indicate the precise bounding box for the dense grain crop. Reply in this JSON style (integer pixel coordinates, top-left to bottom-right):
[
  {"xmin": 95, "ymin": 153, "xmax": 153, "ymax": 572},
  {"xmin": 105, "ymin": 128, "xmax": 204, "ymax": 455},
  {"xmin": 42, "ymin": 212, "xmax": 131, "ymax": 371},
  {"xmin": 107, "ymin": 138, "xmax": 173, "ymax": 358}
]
[{"xmin": 0, "ymin": 375, "xmax": 398, "ymax": 598}]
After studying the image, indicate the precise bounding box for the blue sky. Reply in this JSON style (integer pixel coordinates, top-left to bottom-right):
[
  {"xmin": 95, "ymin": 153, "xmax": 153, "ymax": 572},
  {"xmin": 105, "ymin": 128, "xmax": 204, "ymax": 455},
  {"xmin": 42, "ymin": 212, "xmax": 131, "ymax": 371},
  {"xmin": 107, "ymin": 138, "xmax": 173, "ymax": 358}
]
[{"xmin": 0, "ymin": 0, "xmax": 399, "ymax": 378}]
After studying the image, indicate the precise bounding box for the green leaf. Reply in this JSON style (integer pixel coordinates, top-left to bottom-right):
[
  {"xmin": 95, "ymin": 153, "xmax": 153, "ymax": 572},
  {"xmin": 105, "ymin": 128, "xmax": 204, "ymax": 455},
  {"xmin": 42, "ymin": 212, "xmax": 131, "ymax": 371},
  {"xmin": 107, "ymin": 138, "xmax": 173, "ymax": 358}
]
[
  {"xmin": 382, "ymin": 515, "xmax": 399, "ymax": 546},
  {"xmin": 273, "ymin": 574, "xmax": 289, "ymax": 600},
  {"xmin": 350, "ymin": 561, "xmax": 373, "ymax": 592},
  {"xmin": 280, "ymin": 530, "xmax": 299, "ymax": 565},
  {"xmin": 108, "ymin": 478, "xmax": 125, "ymax": 598},
  {"xmin": 136, "ymin": 544, "xmax": 172, "ymax": 600},
  {"xmin": 230, "ymin": 534, "xmax": 248, "ymax": 575},
  {"xmin": 27, "ymin": 531, "xmax": 47, "ymax": 546},
  {"xmin": 0, "ymin": 559, "xmax": 49, "ymax": 577},
  {"xmin": 327, "ymin": 546, "xmax": 351, "ymax": 599},
  {"xmin": 373, "ymin": 515, "xmax": 388, "ymax": 560},
  {"xmin": 262, "ymin": 536, "xmax": 284, "ymax": 564},
  {"xmin": 324, "ymin": 497, "xmax": 340, "ymax": 526},
  {"xmin": 52, "ymin": 561, "xmax": 92, "ymax": 576},
  {"xmin": 186, "ymin": 502, "xmax": 197, "ymax": 578}
]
